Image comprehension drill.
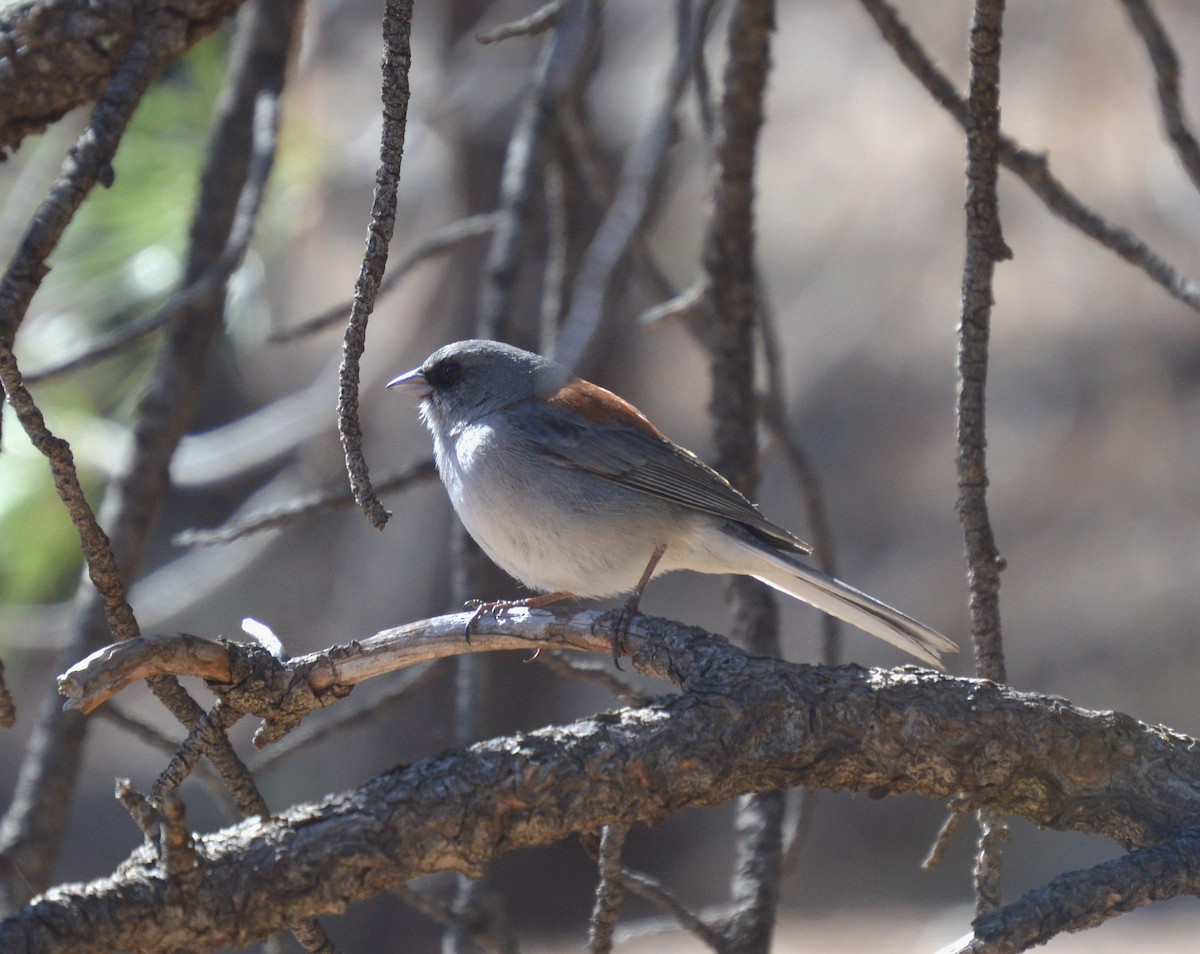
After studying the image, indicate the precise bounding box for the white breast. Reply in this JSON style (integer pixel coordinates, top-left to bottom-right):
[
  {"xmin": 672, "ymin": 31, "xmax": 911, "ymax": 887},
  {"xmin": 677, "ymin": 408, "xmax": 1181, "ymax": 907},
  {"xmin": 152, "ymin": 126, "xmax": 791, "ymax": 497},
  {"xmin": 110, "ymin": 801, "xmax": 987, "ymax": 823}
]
[{"xmin": 430, "ymin": 420, "xmax": 679, "ymax": 598}]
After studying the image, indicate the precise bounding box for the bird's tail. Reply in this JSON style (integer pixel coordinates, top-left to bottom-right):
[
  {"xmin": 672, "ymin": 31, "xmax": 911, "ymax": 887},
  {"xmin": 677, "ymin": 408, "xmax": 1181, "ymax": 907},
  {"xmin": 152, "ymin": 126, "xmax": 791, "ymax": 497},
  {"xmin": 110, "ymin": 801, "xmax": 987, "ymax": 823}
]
[{"xmin": 735, "ymin": 540, "xmax": 959, "ymax": 668}]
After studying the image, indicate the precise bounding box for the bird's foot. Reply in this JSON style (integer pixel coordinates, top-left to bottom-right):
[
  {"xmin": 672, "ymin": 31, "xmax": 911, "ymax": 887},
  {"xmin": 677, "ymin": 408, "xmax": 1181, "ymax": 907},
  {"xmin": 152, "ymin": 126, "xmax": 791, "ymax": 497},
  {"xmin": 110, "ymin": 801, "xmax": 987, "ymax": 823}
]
[
  {"xmin": 608, "ymin": 593, "xmax": 643, "ymax": 670},
  {"xmin": 462, "ymin": 592, "xmax": 574, "ymax": 643}
]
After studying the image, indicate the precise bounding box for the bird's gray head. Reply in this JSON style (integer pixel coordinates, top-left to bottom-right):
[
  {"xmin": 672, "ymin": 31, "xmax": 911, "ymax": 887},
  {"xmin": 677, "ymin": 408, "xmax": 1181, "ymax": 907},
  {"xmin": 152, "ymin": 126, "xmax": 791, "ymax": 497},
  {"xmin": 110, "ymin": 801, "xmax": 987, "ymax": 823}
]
[{"xmin": 387, "ymin": 339, "xmax": 568, "ymax": 432}]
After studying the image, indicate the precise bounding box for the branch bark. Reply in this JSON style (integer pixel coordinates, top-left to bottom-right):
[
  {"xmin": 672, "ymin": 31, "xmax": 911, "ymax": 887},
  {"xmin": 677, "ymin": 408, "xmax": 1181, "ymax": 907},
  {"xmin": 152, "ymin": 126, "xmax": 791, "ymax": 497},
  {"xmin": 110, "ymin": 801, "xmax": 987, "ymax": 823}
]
[
  {"xmin": 0, "ymin": 0, "xmax": 246, "ymax": 155},
  {"xmin": 8, "ymin": 613, "xmax": 1200, "ymax": 952}
]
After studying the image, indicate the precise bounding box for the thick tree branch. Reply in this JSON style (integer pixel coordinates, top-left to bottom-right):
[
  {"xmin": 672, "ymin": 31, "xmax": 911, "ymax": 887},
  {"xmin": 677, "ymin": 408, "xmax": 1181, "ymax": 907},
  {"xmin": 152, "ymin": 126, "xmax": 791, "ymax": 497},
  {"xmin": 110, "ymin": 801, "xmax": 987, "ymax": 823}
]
[
  {"xmin": 0, "ymin": 0, "xmax": 246, "ymax": 155},
  {"xmin": 10, "ymin": 613, "xmax": 1200, "ymax": 952}
]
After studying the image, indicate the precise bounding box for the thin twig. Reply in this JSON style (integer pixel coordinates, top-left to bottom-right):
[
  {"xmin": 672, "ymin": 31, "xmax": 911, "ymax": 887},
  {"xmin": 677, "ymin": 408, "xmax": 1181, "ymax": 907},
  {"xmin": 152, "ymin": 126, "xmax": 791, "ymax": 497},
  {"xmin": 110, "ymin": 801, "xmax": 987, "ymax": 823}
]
[
  {"xmin": 857, "ymin": 0, "xmax": 1200, "ymax": 313},
  {"xmin": 338, "ymin": 0, "xmax": 414, "ymax": 531},
  {"xmin": 477, "ymin": 0, "xmax": 600, "ymax": 339},
  {"xmin": 923, "ymin": 805, "xmax": 969, "ymax": 871},
  {"xmin": 269, "ymin": 213, "xmax": 500, "ymax": 343},
  {"xmin": 700, "ymin": 0, "xmax": 783, "ymax": 950},
  {"xmin": 99, "ymin": 705, "xmax": 231, "ymax": 807},
  {"xmin": 619, "ymin": 867, "xmax": 726, "ymax": 950},
  {"xmin": 476, "ymin": 0, "xmax": 568, "ymax": 45},
  {"xmin": 0, "ymin": 38, "xmax": 166, "ymax": 908},
  {"xmin": 536, "ymin": 651, "xmax": 652, "ymax": 706},
  {"xmin": 539, "ymin": 157, "xmax": 569, "ymax": 353},
  {"xmin": 960, "ymin": 0, "xmax": 1011, "ymax": 920},
  {"xmin": 150, "ymin": 701, "xmax": 251, "ymax": 807},
  {"xmin": 0, "ymin": 41, "xmax": 160, "ymax": 648},
  {"xmin": 589, "ymin": 824, "xmax": 630, "ymax": 954},
  {"xmin": 553, "ymin": 0, "xmax": 711, "ymax": 370},
  {"xmin": 173, "ymin": 459, "xmax": 437, "ymax": 548},
  {"xmin": 757, "ymin": 280, "xmax": 841, "ymax": 667},
  {"xmin": 1119, "ymin": 0, "xmax": 1200, "ymax": 193},
  {"xmin": 251, "ymin": 664, "xmax": 442, "ymax": 773}
]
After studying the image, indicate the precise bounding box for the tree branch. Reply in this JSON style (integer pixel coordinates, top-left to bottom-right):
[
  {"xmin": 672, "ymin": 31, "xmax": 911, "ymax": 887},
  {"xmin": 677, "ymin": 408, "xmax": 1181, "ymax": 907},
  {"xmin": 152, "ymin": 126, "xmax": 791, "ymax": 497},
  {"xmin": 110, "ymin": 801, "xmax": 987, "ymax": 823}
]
[
  {"xmin": 857, "ymin": 0, "xmax": 1200, "ymax": 313},
  {"xmin": 0, "ymin": 0, "xmax": 247, "ymax": 155},
  {"xmin": 338, "ymin": 0, "xmax": 414, "ymax": 530},
  {"xmin": 10, "ymin": 613, "xmax": 1200, "ymax": 951}
]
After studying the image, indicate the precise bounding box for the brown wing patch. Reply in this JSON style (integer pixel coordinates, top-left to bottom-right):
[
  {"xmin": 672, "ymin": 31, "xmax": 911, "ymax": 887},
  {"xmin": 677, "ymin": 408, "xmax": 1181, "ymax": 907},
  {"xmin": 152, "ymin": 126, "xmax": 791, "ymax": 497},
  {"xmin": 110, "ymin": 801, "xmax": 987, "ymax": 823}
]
[{"xmin": 547, "ymin": 379, "xmax": 668, "ymax": 440}]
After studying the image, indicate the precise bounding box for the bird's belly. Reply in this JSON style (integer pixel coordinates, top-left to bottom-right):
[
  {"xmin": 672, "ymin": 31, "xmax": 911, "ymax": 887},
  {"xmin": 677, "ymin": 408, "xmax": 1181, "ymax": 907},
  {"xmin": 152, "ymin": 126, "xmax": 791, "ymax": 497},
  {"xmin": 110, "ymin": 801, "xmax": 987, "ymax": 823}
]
[{"xmin": 437, "ymin": 428, "xmax": 678, "ymax": 598}]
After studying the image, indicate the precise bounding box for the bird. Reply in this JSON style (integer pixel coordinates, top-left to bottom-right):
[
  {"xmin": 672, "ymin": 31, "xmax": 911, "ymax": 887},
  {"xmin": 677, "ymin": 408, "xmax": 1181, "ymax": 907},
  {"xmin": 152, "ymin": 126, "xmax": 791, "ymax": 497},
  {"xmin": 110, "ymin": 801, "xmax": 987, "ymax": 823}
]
[{"xmin": 387, "ymin": 339, "xmax": 958, "ymax": 668}]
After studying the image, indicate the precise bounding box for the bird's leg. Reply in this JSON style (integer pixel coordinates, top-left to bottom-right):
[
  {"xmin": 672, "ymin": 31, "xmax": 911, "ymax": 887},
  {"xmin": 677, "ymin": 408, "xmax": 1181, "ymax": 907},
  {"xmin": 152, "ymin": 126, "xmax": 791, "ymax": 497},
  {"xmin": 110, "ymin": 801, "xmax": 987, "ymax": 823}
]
[
  {"xmin": 463, "ymin": 591, "xmax": 573, "ymax": 642},
  {"xmin": 611, "ymin": 544, "xmax": 667, "ymax": 667}
]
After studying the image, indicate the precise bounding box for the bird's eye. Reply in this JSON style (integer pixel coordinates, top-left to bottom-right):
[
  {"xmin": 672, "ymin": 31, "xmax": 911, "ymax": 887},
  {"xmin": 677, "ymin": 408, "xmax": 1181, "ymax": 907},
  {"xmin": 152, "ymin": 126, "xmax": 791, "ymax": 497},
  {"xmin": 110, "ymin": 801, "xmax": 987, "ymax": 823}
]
[{"xmin": 425, "ymin": 359, "xmax": 463, "ymax": 389}]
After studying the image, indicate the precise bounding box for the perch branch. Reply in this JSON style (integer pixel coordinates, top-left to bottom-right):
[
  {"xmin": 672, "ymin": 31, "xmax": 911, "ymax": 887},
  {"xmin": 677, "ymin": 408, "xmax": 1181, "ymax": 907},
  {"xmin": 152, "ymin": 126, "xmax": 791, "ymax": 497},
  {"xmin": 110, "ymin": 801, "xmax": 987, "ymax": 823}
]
[{"xmin": 18, "ymin": 615, "xmax": 1200, "ymax": 952}]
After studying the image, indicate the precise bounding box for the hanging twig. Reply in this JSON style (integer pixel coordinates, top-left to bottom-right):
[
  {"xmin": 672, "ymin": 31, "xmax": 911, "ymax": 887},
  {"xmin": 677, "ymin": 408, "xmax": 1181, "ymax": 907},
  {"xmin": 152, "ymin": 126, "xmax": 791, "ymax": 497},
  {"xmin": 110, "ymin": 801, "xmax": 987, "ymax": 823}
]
[
  {"xmin": 959, "ymin": 0, "xmax": 1011, "ymax": 921},
  {"xmin": 619, "ymin": 868, "xmax": 726, "ymax": 950},
  {"xmin": 857, "ymin": 0, "xmax": 1200, "ymax": 314},
  {"xmin": 698, "ymin": 0, "xmax": 783, "ymax": 950},
  {"xmin": 173, "ymin": 459, "xmax": 437, "ymax": 548},
  {"xmin": 476, "ymin": 0, "xmax": 569, "ymax": 45},
  {"xmin": 269, "ymin": 213, "xmax": 501, "ymax": 343},
  {"xmin": 553, "ymin": 0, "xmax": 712, "ymax": 370},
  {"xmin": 1119, "ymin": 0, "xmax": 1200, "ymax": 194},
  {"xmin": 588, "ymin": 823, "xmax": 630, "ymax": 954},
  {"xmin": 338, "ymin": 0, "xmax": 415, "ymax": 530}
]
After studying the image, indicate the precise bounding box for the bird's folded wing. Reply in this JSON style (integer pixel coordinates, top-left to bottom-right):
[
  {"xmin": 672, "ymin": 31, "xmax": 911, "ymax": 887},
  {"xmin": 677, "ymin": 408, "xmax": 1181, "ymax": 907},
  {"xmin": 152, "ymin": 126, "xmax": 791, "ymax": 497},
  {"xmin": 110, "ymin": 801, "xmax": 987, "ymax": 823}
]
[{"xmin": 504, "ymin": 402, "xmax": 812, "ymax": 554}]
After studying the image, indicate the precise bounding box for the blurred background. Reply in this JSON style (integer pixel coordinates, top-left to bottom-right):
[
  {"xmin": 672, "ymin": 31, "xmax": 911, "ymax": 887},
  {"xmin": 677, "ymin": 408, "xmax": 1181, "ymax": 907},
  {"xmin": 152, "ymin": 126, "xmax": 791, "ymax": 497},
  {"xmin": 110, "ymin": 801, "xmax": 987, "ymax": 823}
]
[{"xmin": 1, "ymin": 0, "xmax": 1199, "ymax": 949}]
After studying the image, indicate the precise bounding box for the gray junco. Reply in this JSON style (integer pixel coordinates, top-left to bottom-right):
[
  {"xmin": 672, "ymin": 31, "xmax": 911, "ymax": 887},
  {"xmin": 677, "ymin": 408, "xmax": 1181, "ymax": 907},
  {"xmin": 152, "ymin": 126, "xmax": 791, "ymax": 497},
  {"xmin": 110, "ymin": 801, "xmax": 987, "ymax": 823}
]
[{"xmin": 388, "ymin": 339, "xmax": 958, "ymax": 668}]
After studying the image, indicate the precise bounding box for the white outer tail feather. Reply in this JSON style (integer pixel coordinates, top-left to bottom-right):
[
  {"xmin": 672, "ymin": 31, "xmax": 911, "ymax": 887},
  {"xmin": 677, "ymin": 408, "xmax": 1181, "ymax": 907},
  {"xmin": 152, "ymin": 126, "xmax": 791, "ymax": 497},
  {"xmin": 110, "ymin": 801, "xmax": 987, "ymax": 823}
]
[{"xmin": 739, "ymin": 543, "xmax": 959, "ymax": 669}]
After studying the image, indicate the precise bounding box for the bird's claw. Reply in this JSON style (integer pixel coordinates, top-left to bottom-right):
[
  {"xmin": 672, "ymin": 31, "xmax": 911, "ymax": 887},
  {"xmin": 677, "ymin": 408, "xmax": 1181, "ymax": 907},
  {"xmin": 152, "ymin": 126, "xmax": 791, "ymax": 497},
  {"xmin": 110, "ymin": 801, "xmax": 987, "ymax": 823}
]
[
  {"xmin": 462, "ymin": 598, "xmax": 525, "ymax": 643},
  {"xmin": 608, "ymin": 595, "xmax": 642, "ymax": 671}
]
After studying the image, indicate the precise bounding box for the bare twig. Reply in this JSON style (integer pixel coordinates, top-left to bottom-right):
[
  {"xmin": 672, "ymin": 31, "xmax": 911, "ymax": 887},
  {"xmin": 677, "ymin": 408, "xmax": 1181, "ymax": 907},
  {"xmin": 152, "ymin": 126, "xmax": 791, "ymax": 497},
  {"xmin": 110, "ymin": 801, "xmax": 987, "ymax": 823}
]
[
  {"xmin": 269, "ymin": 213, "xmax": 500, "ymax": 343},
  {"xmin": 539, "ymin": 157, "xmax": 569, "ymax": 353},
  {"xmin": 115, "ymin": 779, "xmax": 160, "ymax": 842},
  {"xmin": 757, "ymin": 280, "xmax": 841, "ymax": 667},
  {"xmin": 959, "ymin": 0, "xmax": 1010, "ymax": 708},
  {"xmin": 959, "ymin": 0, "xmax": 1011, "ymax": 920},
  {"xmin": 589, "ymin": 823, "xmax": 630, "ymax": 954},
  {"xmin": 174, "ymin": 459, "xmax": 437, "ymax": 548},
  {"xmin": 552, "ymin": 0, "xmax": 712, "ymax": 370},
  {"xmin": 536, "ymin": 652, "xmax": 651, "ymax": 706},
  {"xmin": 1119, "ymin": 0, "xmax": 1200, "ymax": 194},
  {"xmin": 338, "ymin": 0, "xmax": 414, "ymax": 530},
  {"xmin": 857, "ymin": 0, "xmax": 1200, "ymax": 314},
  {"xmin": 159, "ymin": 797, "xmax": 199, "ymax": 882},
  {"xmin": 619, "ymin": 868, "xmax": 726, "ymax": 950},
  {"xmin": 0, "ymin": 38, "xmax": 168, "ymax": 908},
  {"xmin": 476, "ymin": 0, "xmax": 568, "ymax": 45},
  {"xmin": 150, "ymin": 701, "xmax": 253, "ymax": 808},
  {"xmin": 699, "ymin": 0, "xmax": 783, "ymax": 949},
  {"xmin": 923, "ymin": 804, "xmax": 969, "ymax": 871},
  {"xmin": 0, "ymin": 40, "xmax": 160, "ymax": 648},
  {"xmin": 477, "ymin": 0, "xmax": 600, "ymax": 339},
  {"xmin": 970, "ymin": 825, "xmax": 1200, "ymax": 953},
  {"xmin": 251, "ymin": 665, "xmax": 442, "ymax": 773},
  {"xmin": 100, "ymin": 705, "xmax": 231, "ymax": 807}
]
